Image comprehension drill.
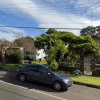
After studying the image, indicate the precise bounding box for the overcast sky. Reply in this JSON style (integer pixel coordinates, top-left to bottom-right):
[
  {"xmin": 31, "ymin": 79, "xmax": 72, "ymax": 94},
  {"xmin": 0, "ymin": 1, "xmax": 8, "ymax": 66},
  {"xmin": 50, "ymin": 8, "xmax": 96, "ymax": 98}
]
[{"xmin": 0, "ymin": 0, "xmax": 100, "ymax": 41}]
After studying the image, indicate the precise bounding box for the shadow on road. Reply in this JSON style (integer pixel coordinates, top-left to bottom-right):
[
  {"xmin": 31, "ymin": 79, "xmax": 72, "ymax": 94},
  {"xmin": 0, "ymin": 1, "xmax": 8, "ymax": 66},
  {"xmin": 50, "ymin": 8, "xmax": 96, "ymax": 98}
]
[{"xmin": 0, "ymin": 70, "xmax": 67, "ymax": 93}]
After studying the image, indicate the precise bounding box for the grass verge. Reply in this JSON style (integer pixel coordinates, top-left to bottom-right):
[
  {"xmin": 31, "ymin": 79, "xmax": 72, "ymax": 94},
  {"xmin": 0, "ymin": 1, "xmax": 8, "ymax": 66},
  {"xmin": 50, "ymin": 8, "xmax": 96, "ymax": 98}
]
[
  {"xmin": 0, "ymin": 63, "xmax": 19, "ymax": 69},
  {"xmin": 64, "ymin": 71, "xmax": 100, "ymax": 86},
  {"xmin": 0, "ymin": 61, "xmax": 47, "ymax": 69},
  {"xmin": 71, "ymin": 75, "xmax": 100, "ymax": 86}
]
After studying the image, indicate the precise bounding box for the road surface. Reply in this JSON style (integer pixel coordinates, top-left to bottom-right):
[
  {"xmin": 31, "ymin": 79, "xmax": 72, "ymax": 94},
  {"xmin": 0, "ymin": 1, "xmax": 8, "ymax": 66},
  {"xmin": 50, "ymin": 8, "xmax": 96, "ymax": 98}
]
[{"xmin": 0, "ymin": 70, "xmax": 100, "ymax": 100}]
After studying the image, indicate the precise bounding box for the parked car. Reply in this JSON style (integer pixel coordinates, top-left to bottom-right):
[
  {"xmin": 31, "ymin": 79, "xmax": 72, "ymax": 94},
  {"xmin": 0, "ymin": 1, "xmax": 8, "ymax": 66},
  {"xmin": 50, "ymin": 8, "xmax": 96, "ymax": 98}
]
[{"xmin": 16, "ymin": 63, "xmax": 72, "ymax": 91}]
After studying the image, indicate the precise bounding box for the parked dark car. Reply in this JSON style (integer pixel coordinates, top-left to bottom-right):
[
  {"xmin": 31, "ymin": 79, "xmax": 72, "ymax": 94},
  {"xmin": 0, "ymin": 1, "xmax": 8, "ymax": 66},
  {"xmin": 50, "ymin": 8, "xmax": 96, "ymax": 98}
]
[{"xmin": 16, "ymin": 63, "xmax": 72, "ymax": 91}]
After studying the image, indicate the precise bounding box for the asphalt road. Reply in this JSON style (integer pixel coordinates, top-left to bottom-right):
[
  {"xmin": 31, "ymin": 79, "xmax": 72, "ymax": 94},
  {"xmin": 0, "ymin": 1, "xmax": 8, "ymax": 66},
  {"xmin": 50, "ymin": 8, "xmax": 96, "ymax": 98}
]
[{"xmin": 0, "ymin": 70, "xmax": 100, "ymax": 100}]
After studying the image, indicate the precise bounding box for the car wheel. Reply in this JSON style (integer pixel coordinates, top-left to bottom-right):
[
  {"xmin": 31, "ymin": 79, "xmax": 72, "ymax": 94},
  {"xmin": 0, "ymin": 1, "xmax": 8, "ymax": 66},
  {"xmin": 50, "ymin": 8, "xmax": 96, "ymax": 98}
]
[
  {"xmin": 19, "ymin": 74, "xmax": 26, "ymax": 82},
  {"xmin": 53, "ymin": 81, "xmax": 62, "ymax": 91}
]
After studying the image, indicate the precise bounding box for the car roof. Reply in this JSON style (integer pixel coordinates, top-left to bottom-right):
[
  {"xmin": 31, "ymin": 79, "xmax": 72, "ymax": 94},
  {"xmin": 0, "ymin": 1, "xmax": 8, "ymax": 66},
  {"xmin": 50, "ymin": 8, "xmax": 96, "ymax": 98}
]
[{"xmin": 27, "ymin": 63, "xmax": 49, "ymax": 68}]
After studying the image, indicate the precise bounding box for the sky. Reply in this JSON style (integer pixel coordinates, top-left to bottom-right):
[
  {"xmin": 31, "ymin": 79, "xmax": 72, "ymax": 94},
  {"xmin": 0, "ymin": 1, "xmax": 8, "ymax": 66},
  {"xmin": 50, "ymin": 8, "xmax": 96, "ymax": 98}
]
[{"xmin": 0, "ymin": 0, "xmax": 100, "ymax": 41}]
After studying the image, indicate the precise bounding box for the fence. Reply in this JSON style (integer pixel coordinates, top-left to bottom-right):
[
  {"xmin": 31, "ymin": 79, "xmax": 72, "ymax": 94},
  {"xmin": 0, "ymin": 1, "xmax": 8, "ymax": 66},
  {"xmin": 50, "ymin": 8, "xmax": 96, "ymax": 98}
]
[
  {"xmin": 59, "ymin": 62, "xmax": 82, "ymax": 73},
  {"xmin": 92, "ymin": 64, "xmax": 100, "ymax": 76}
]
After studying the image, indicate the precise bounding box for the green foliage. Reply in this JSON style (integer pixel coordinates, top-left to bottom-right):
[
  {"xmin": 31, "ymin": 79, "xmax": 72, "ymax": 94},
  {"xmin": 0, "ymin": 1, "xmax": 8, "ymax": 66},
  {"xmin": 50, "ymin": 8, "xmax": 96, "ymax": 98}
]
[
  {"xmin": 80, "ymin": 26, "xmax": 100, "ymax": 40},
  {"xmin": 46, "ymin": 28, "xmax": 58, "ymax": 35},
  {"xmin": 6, "ymin": 50, "xmax": 23, "ymax": 64},
  {"xmin": 92, "ymin": 35, "xmax": 100, "ymax": 40},
  {"xmin": 97, "ymin": 51, "xmax": 100, "ymax": 61},
  {"xmin": 69, "ymin": 35, "xmax": 99, "ymax": 55},
  {"xmin": 35, "ymin": 28, "xmax": 99, "ymax": 70},
  {"xmin": 48, "ymin": 59, "xmax": 58, "ymax": 71},
  {"xmin": 72, "ymin": 70, "xmax": 83, "ymax": 75},
  {"xmin": 35, "ymin": 34, "xmax": 50, "ymax": 49},
  {"xmin": 80, "ymin": 26, "xmax": 96, "ymax": 36},
  {"xmin": 60, "ymin": 31, "xmax": 77, "ymax": 43},
  {"xmin": 0, "ymin": 63, "xmax": 19, "ymax": 69},
  {"xmin": 65, "ymin": 54, "xmax": 79, "ymax": 63}
]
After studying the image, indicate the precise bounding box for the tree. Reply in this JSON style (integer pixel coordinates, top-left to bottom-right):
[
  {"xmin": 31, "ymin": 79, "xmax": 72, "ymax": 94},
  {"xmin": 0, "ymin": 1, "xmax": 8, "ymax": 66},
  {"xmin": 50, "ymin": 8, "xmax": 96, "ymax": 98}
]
[
  {"xmin": 14, "ymin": 36, "xmax": 36, "ymax": 53},
  {"xmin": 35, "ymin": 29, "xmax": 69, "ymax": 70},
  {"xmin": 69, "ymin": 36, "xmax": 99, "ymax": 57},
  {"xmin": 0, "ymin": 39, "xmax": 11, "ymax": 65},
  {"xmin": 80, "ymin": 26, "xmax": 100, "ymax": 40},
  {"xmin": 6, "ymin": 49, "xmax": 23, "ymax": 64},
  {"xmin": 80, "ymin": 26, "xmax": 96, "ymax": 36},
  {"xmin": 35, "ymin": 29, "xmax": 99, "ymax": 70},
  {"xmin": 46, "ymin": 28, "xmax": 58, "ymax": 35}
]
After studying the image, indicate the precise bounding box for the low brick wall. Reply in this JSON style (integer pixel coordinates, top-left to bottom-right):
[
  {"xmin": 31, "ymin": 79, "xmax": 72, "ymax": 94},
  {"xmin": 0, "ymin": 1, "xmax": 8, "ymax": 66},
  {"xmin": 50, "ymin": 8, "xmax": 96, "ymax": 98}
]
[{"xmin": 92, "ymin": 68, "xmax": 100, "ymax": 76}]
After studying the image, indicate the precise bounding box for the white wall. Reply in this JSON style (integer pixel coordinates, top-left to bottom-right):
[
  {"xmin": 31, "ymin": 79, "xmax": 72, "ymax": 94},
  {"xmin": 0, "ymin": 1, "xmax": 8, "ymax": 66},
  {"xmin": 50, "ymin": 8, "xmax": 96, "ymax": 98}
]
[
  {"xmin": 24, "ymin": 49, "xmax": 46, "ymax": 60},
  {"xmin": 36, "ymin": 49, "xmax": 46, "ymax": 59}
]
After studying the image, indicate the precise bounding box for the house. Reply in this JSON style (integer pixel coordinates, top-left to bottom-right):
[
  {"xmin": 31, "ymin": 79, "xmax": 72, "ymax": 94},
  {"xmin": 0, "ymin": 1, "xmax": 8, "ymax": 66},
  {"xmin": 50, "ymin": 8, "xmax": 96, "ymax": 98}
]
[
  {"xmin": 24, "ymin": 49, "xmax": 46, "ymax": 61},
  {"xmin": 6, "ymin": 47, "xmax": 46, "ymax": 61}
]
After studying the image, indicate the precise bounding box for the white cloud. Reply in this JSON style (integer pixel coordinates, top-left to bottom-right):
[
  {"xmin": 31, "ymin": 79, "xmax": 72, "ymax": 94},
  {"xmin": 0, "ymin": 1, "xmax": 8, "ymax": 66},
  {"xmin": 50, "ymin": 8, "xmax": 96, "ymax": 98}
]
[
  {"xmin": 3, "ymin": 27, "xmax": 26, "ymax": 36},
  {"xmin": 0, "ymin": 0, "xmax": 100, "ymax": 36},
  {"xmin": 0, "ymin": 32, "xmax": 18, "ymax": 41},
  {"xmin": 0, "ymin": 24, "xmax": 26, "ymax": 41}
]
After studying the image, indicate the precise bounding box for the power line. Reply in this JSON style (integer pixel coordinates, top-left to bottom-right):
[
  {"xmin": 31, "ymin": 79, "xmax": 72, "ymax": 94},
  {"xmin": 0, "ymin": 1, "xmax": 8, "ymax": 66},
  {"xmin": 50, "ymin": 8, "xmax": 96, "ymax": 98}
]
[
  {"xmin": 0, "ymin": 26, "xmax": 82, "ymax": 30},
  {"xmin": 1, "ymin": 27, "xmax": 23, "ymax": 37},
  {"xmin": 0, "ymin": 9, "xmax": 92, "ymax": 15},
  {"xmin": 0, "ymin": 7, "xmax": 90, "ymax": 12},
  {"xmin": 0, "ymin": 5, "xmax": 97, "ymax": 15},
  {"xmin": 91, "ymin": 6, "xmax": 93, "ymax": 26},
  {"xmin": 1, "ymin": 2, "xmax": 100, "ymax": 10},
  {"xmin": 0, "ymin": 1, "xmax": 100, "ymax": 5},
  {"xmin": 0, "ymin": 1, "xmax": 99, "ymax": 16}
]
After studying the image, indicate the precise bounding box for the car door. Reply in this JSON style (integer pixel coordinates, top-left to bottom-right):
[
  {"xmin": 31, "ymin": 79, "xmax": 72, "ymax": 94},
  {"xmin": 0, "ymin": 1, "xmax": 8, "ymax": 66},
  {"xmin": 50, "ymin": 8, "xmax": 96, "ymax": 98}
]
[
  {"xmin": 25, "ymin": 65, "xmax": 40, "ymax": 81},
  {"xmin": 37, "ymin": 65, "xmax": 54, "ymax": 84}
]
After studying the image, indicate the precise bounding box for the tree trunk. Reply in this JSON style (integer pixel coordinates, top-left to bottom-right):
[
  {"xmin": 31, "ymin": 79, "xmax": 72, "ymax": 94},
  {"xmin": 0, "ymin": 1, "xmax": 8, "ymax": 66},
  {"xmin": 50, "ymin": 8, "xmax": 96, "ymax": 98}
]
[
  {"xmin": 58, "ymin": 54, "xmax": 64, "ymax": 64},
  {"xmin": 1, "ymin": 48, "xmax": 6, "ymax": 65}
]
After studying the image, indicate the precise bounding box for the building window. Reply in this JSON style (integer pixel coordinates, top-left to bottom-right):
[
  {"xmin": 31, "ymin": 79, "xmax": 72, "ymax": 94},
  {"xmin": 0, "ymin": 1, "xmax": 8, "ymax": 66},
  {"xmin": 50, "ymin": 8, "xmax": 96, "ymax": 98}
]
[{"xmin": 37, "ymin": 53, "xmax": 40, "ymax": 56}]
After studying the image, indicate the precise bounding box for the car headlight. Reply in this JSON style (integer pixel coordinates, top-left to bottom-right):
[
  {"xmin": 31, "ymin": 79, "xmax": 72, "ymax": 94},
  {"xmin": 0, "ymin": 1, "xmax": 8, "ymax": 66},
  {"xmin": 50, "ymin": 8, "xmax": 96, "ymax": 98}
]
[{"xmin": 63, "ymin": 80, "xmax": 69, "ymax": 84}]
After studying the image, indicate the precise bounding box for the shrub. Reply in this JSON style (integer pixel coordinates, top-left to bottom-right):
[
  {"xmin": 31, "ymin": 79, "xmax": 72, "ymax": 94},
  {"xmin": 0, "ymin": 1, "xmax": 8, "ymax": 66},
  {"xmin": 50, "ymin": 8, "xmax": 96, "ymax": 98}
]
[
  {"xmin": 47, "ymin": 58, "xmax": 54, "ymax": 65},
  {"xmin": 48, "ymin": 59, "xmax": 58, "ymax": 71},
  {"xmin": 72, "ymin": 69, "xmax": 83, "ymax": 75},
  {"xmin": 6, "ymin": 50, "xmax": 23, "ymax": 64},
  {"xmin": 24, "ymin": 55, "xmax": 32, "ymax": 60}
]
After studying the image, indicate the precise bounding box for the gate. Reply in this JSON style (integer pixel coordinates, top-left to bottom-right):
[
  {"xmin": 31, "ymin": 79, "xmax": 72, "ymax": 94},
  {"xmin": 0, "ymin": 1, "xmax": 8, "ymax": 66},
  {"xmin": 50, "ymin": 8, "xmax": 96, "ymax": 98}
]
[{"xmin": 84, "ymin": 57, "xmax": 92, "ymax": 75}]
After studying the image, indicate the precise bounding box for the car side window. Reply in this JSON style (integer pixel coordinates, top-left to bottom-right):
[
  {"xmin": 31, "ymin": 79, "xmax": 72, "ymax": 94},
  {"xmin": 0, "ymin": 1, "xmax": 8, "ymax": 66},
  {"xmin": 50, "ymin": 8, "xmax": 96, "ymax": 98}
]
[
  {"xmin": 26, "ymin": 65, "xmax": 38, "ymax": 71},
  {"xmin": 38, "ymin": 66, "xmax": 49, "ymax": 74}
]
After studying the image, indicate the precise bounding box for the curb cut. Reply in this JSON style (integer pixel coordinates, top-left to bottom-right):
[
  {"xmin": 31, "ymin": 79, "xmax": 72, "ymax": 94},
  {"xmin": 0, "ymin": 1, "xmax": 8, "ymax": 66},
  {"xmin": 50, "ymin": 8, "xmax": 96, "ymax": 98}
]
[{"xmin": 73, "ymin": 81, "xmax": 100, "ymax": 89}]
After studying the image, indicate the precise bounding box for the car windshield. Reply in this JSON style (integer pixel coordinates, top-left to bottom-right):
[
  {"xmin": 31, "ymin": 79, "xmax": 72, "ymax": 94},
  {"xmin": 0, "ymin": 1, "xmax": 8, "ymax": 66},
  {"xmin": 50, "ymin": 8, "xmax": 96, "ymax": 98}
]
[
  {"xmin": 52, "ymin": 70, "xmax": 62, "ymax": 75},
  {"xmin": 43, "ymin": 64, "xmax": 62, "ymax": 75}
]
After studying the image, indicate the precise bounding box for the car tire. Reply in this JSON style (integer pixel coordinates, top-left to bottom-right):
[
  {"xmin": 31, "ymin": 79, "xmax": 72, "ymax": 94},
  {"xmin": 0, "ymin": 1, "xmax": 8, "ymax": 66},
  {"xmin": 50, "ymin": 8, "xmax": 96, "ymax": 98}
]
[
  {"xmin": 19, "ymin": 74, "xmax": 26, "ymax": 82},
  {"xmin": 53, "ymin": 81, "xmax": 62, "ymax": 91}
]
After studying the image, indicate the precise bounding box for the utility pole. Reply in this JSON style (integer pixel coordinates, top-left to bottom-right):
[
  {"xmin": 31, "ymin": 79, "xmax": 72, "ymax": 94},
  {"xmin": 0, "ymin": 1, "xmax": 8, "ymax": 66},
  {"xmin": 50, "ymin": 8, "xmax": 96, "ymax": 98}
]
[{"xmin": 91, "ymin": 6, "xmax": 93, "ymax": 27}]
